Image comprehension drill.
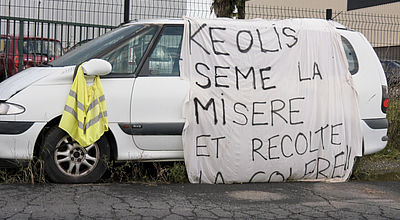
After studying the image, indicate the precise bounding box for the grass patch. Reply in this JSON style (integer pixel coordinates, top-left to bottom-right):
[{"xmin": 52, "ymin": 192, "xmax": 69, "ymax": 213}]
[
  {"xmin": 101, "ymin": 161, "xmax": 189, "ymax": 184},
  {"xmin": 352, "ymin": 170, "xmax": 400, "ymax": 181},
  {"xmin": 0, "ymin": 158, "xmax": 46, "ymax": 184},
  {"xmin": 351, "ymin": 145, "xmax": 400, "ymax": 181},
  {"xmin": 0, "ymin": 160, "xmax": 189, "ymax": 184},
  {"xmin": 352, "ymin": 155, "xmax": 400, "ymax": 181}
]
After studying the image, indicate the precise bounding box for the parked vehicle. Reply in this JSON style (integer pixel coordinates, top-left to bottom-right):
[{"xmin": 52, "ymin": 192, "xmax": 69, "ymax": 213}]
[
  {"xmin": 0, "ymin": 19, "xmax": 388, "ymax": 183},
  {"xmin": 381, "ymin": 60, "xmax": 400, "ymax": 86},
  {"xmin": 0, "ymin": 35, "xmax": 63, "ymax": 81}
]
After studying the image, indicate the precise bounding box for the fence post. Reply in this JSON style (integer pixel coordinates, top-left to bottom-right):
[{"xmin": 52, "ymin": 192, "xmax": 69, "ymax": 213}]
[
  {"xmin": 18, "ymin": 20, "xmax": 24, "ymax": 72},
  {"xmin": 124, "ymin": 0, "xmax": 130, "ymax": 23},
  {"xmin": 326, "ymin": 9, "xmax": 332, "ymax": 20}
]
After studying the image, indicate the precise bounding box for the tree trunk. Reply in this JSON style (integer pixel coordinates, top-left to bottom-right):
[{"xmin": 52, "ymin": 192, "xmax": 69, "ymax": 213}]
[
  {"xmin": 212, "ymin": 0, "xmax": 246, "ymax": 19},
  {"xmin": 213, "ymin": 0, "xmax": 234, "ymax": 18},
  {"xmin": 237, "ymin": 0, "xmax": 245, "ymax": 19}
]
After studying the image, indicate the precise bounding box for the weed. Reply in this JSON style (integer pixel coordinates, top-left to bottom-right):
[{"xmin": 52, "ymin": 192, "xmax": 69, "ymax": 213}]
[
  {"xmin": 0, "ymin": 157, "xmax": 46, "ymax": 184},
  {"xmin": 387, "ymin": 86, "xmax": 400, "ymax": 152},
  {"xmin": 166, "ymin": 162, "xmax": 188, "ymax": 183},
  {"xmin": 102, "ymin": 161, "xmax": 188, "ymax": 184}
]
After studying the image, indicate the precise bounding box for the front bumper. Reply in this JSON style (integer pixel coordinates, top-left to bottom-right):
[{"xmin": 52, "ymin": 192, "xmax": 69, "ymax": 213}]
[
  {"xmin": 0, "ymin": 121, "xmax": 34, "ymax": 134},
  {"xmin": 0, "ymin": 121, "xmax": 46, "ymax": 160}
]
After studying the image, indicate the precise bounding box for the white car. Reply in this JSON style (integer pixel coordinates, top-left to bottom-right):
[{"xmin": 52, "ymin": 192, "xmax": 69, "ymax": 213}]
[{"xmin": 0, "ymin": 19, "xmax": 388, "ymax": 183}]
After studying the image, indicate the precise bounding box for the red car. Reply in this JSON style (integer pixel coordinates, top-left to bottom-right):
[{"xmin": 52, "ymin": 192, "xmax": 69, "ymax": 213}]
[{"xmin": 0, "ymin": 35, "xmax": 63, "ymax": 81}]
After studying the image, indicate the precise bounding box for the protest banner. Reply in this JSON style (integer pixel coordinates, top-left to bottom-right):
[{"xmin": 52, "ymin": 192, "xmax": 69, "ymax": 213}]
[{"xmin": 180, "ymin": 17, "xmax": 362, "ymax": 184}]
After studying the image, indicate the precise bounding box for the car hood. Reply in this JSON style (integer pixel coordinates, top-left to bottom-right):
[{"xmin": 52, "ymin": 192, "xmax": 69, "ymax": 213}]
[{"xmin": 0, "ymin": 66, "xmax": 75, "ymax": 101}]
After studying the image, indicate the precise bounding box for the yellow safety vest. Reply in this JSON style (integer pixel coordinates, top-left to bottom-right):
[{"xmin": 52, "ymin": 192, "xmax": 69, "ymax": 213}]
[{"xmin": 59, "ymin": 64, "xmax": 108, "ymax": 147}]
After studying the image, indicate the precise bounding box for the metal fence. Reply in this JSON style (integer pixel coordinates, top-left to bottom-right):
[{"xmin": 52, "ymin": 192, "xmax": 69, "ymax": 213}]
[
  {"xmin": 1, "ymin": 0, "xmax": 124, "ymax": 26},
  {"xmin": 0, "ymin": 16, "xmax": 115, "ymax": 78},
  {"xmin": 0, "ymin": 0, "xmax": 214, "ymax": 25},
  {"xmin": 1, "ymin": 0, "xmax": 399, "ymax": 79}
]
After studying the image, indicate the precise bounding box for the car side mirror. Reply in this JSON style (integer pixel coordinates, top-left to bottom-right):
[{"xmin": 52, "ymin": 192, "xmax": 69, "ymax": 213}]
[{"xmin": 81, "ymin": 59, "xmax": 112, "ymax": 76}]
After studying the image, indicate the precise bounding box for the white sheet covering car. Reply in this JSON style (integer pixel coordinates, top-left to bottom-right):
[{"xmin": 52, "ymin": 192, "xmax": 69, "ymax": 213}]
[{"xmin": 0, "ymin": 19, "xmax": 388, "ymax": 183}]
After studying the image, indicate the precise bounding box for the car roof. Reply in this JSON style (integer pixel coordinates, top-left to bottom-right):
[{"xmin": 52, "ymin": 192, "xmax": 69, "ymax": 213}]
[
  {"xmin": 123, "ymin": 18, "xmax": 350, "ymax": 30},
  {"xmin": 124, "ymin": 18, "xmax": 184, "ymax": 26}
]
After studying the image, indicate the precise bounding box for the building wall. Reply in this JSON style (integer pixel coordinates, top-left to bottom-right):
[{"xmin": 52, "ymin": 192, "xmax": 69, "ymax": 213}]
[{"xmin": 247, "ymin": 0, "xmax": 400, "ymax": 15}]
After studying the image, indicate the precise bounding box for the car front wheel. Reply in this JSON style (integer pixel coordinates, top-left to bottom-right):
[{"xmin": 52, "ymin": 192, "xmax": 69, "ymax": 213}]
[{"xmin": 41, "ymin": 126, "xmax": 110, "ymax": 183}]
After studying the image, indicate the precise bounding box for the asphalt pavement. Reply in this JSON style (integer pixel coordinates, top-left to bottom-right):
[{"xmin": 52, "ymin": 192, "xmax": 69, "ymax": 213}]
[{"xmin": 0, "ymin": 181, "xmax": 399, "ymax": 219}]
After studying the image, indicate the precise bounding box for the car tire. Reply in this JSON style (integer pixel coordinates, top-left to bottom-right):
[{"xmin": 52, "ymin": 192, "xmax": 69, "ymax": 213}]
[{"xmin": 41, "ymin": 126, "xmax": 110, "ymax": 183}]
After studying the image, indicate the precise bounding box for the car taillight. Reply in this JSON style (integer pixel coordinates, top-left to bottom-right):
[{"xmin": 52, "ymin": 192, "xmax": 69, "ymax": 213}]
[
  {"xmin": 13, "ymin": 56, "xmax": 19, "ymax": 73},
  {"xmin": 381, "ymin": 85, "xmax": 389, "ymax": 113},
  {"xmin": 14, "ymin": 56, "xmax": 18, "ymax": 66}
]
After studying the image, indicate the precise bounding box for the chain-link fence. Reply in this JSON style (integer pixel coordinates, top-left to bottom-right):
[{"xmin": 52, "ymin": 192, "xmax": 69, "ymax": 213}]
[
  {"xmin": 0, "ymin": 16, "xmax": 115, "ymax": 78},
  {"xmin": 129, "ymin": 0, "xmax": 214, "ymax": 20},
  {"xmin": 246, "ymin": 4, "xmax": 400, "ymax": 62}
]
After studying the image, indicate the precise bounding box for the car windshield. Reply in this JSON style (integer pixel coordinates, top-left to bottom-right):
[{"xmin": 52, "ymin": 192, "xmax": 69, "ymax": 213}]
[
  {"xmin": 51, "ymin": 24, "xmax": 153, "ymax": 67},
  {"xmin": 23, "ymin": 40, "xmax": 62, "ymax": 57}
]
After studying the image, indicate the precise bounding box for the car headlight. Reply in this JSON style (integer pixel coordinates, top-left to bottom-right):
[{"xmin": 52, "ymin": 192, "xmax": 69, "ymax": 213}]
[{"xmin": 0, "ymin": 102, "xmax": 25, "ymax": 115}]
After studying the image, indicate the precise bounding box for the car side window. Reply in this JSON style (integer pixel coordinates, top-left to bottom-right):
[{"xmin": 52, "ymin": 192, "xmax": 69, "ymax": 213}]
[
  {"xmin": 142, "ymin": 25, "xmax": 183, "ymax": 77},
  {"xmin": 341, "ymin": 36, "xmax": 359, "ymax": 75},
  {"xmin": 101, "ymin": 26, "xmax": 158, "ymax": 75}
]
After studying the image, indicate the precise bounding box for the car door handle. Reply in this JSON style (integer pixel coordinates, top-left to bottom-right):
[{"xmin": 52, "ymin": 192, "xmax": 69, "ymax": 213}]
[{"xmin": 118, "ymin": 123, "xmax": 184, "ymax": 135}]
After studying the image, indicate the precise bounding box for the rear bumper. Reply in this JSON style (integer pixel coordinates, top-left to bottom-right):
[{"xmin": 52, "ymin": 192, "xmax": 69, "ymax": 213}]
[
  {"xmin": 361, "ymin": 118, "xmax": 388, "ymax": 155},
  {"xmin": 363, "ymin": 118, "xmax": 388, "ymax": 129}
]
